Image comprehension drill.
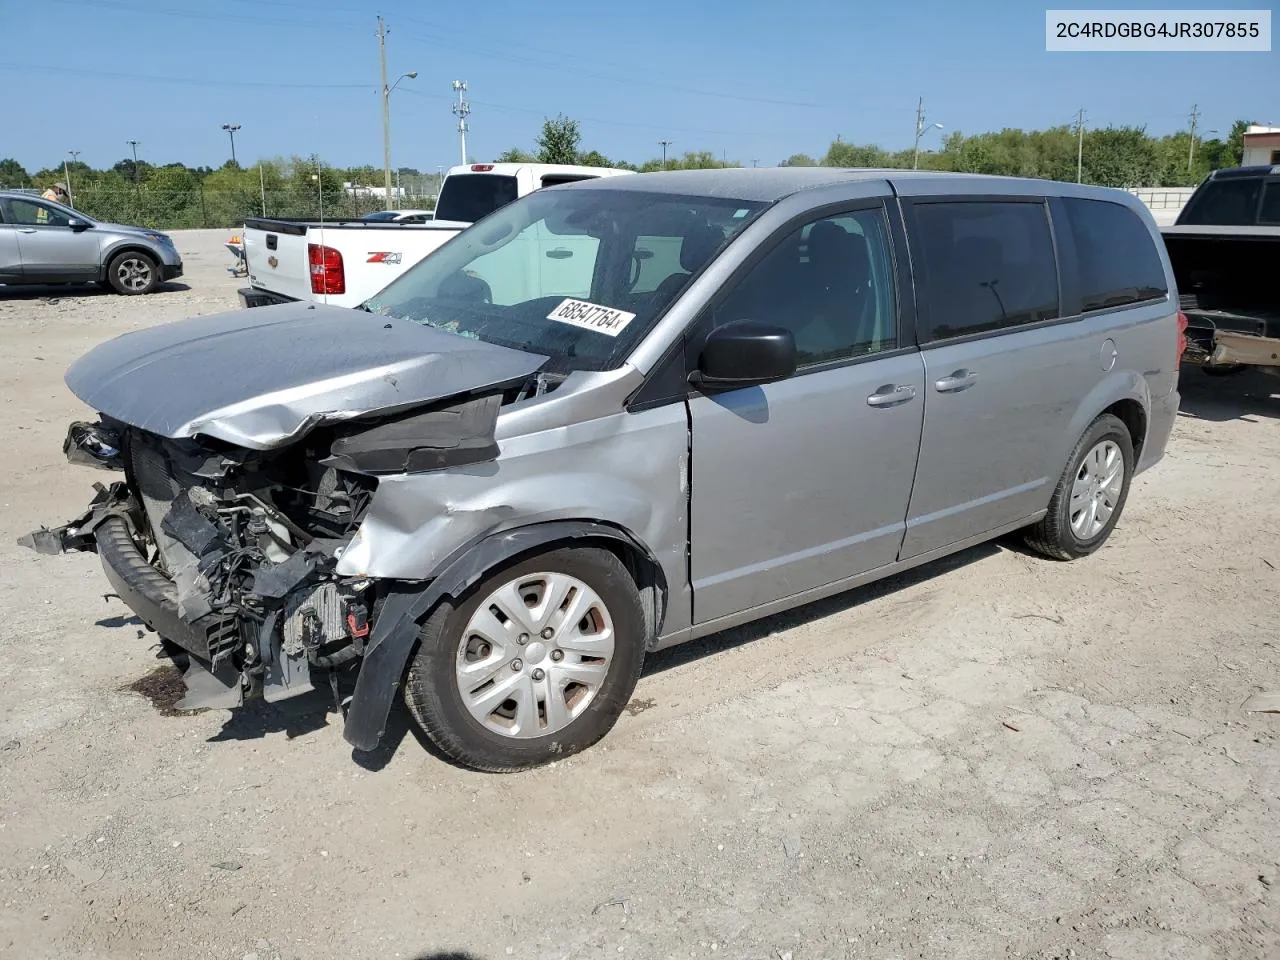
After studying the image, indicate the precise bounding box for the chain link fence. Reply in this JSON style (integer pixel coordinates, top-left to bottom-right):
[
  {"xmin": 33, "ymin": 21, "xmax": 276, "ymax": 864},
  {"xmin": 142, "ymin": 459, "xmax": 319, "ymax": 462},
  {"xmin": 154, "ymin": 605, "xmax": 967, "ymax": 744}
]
[{"xmin": 65, "ymin": 185, "xmax": 440, "ymax": 231}]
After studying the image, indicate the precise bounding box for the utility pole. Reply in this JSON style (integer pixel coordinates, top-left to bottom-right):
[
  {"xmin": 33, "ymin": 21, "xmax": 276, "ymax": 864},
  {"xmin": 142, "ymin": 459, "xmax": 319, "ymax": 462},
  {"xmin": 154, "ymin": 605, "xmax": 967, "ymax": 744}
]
[
  {"xmin": 659, "ymin": 139, "xmax": 672, "ymax": 169},
  {"xmin": 221, "ymin": 124, "xmax": 241, "ymax": 166},
  {"xmin": 378, "ymin": 16, "xmax": 393, "ymax": 209},
  {"xmin": 65, "ymin": 150, "xmax": 80, "ymax": 206},
  {"xmin": 1187, "ymin": 103, "xmax": 1200, "ymax": 172},
  {"xmin": 1075, "ymin": 108, "xmax": 1085, "ymax": 184},
  {"xmin": 452, "ymin": 81, "xmax": 471, "ymax": 166},
  {"xmin": 913, "ymin": 97, "xmax": 925, "ymax": 170},
  {"xmin": 912, "ymin": 97, "xmax": 943, "ymax": 170}
]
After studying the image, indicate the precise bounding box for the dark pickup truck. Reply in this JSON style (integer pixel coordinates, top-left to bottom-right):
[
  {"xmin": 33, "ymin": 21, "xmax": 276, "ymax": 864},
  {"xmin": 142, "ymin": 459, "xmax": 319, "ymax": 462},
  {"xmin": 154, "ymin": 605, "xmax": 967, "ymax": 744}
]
[{"xmin": 1162, "ymin": 166, "xmax": 1280, "ymax": 375}]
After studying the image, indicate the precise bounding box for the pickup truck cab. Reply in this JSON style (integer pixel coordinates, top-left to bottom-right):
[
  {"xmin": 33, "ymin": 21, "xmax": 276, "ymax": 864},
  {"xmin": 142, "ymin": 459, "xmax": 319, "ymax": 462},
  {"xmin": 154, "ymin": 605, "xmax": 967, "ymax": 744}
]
[
  {"xmin": 1162, "ymin": 165, "xmax": 1280, "ymax": 374},
  {"xmin": 238, "ymin": 162, "xmax": 632, "ymax": 309}
]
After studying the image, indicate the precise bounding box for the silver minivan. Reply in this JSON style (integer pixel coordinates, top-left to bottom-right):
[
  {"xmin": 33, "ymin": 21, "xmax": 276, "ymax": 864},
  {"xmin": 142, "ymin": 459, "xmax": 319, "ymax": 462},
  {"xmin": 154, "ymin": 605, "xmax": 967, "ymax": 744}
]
[{"xmin": 24, "ymin": 169, "xmax": 1182, "ymax": 771}]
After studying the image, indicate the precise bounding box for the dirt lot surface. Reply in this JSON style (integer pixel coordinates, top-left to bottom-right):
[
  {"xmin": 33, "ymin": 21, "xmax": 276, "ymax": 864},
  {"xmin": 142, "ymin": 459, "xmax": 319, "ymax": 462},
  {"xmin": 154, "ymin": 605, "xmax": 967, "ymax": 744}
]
[{"xmin": 0, "ymin": 230, "xmax": 1277, "ymax": 960}]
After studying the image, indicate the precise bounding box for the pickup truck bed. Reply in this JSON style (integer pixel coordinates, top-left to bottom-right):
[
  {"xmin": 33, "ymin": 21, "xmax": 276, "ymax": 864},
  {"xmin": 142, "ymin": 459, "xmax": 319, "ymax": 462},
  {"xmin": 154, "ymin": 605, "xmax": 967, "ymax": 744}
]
[
  {"xmin": 1161, "ymin": 167, "xmax": 1280, "ymax": 374},
  {"xmin": 240, "ymin": 217, "xmax": 467, "ymax": 309}
]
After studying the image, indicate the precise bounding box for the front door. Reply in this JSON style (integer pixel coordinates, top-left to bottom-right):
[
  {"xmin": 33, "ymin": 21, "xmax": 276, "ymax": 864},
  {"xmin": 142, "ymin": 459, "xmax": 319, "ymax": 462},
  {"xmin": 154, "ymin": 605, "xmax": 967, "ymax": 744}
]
[
  {"xmin": 2, "ymin": 197, "xmax": 100, "ymax": 281},
  {"xmin": 688, "ymin": 204, "xmax": 926, "ymax": 625},
  {"xmin": 0, "ymin": 206, "xmax": 21, "ymax": 282},
  {"xmin": 898, "ymin": 197, "xmax": 1089, "ymax": 558}
]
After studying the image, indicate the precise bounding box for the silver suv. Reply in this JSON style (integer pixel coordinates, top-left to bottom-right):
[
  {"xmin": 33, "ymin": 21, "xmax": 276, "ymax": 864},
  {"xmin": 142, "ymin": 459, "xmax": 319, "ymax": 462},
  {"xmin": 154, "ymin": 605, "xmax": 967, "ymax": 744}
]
[
  {"xmin": 0, "ymin": 190, "xmax": 183, "ymax": 295},
  {"xmin": 23, "ymin": 169, "xmax": 1181, "ymax": 771}
]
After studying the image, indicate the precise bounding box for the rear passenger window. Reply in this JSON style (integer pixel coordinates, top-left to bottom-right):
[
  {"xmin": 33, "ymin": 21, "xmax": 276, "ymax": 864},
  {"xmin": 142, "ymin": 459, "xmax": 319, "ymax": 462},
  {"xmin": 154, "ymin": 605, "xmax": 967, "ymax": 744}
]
[
  {"xmin": 1059, "ymin": 197, "xmax": 1168, "ymax": 312},
  {"xmin": 914, "ymin": 201, "xmax": 1059, "ymax": 342},
  {"xmin": 1179, "ymin": 178, "xmax": 1261, "ymax": 225},
  {"xmin": 1260, "ymin": 182, "xmax": 1280, "ymax": 224}
]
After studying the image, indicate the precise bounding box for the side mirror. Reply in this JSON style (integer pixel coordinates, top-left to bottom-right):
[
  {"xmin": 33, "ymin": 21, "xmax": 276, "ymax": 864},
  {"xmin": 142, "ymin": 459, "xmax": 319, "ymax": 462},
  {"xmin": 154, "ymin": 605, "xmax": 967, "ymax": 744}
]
[
  {"xmin": 67, "ymin": 218, "xmax": 91, "ymax": 231},
  {"xmin": 690, "ymin": 319, "xmax": 797, "ymax": 390}
]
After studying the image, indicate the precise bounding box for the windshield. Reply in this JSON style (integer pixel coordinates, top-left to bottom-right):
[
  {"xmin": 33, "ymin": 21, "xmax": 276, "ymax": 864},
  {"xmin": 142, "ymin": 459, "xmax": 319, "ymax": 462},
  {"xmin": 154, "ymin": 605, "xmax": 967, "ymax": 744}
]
[
  {"xmin": 364, "ymin": 188, "xmax": 765, "ymax": 371},
  {"xmin": 433, "ymin": 174, "xmax": 520, "ymax": 223}
]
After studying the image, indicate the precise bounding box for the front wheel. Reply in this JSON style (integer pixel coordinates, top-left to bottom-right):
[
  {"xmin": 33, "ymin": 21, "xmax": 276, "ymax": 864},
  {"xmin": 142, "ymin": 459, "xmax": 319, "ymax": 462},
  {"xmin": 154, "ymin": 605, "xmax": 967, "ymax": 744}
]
[
  {"xmin": 1025, "ymin": 413, "xmax": 1134, "ymax": 561},
  {"xmin": 403, "ymin": 546, "xmax": 646, "ymax": 772},
  {"xmin": 106, "ymin": 251, "xmax": 160, "ymax": 295}
]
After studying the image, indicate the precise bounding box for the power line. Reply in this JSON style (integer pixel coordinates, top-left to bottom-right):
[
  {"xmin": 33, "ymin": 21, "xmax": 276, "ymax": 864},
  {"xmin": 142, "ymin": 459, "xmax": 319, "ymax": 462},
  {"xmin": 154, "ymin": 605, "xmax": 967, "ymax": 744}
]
[
  {"xmin": 0, "ymin": 62, "xmax": 369, "ymax": 90},
  {"xmin": 393, "ymin": 25, "xmax": 834, "ymax": 110},
  {"xmin": 398, "ymin": 87, "xmax": 773, "ymax": 139}
]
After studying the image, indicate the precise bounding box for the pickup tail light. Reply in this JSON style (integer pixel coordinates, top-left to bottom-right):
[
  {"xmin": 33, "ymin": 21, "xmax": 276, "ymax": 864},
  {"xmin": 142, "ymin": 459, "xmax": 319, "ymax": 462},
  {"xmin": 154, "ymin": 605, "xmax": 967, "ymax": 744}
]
[
  {"xmin": 1175, "ymin": 310, "xmax": 1189, "ymax": 370},
  {"xmin": 308, "ymin": 243, "xmax": 345, "ymax": 296},
  {"xmin": 470, "ymin": 164, "xmax": 494, "ymax": 172}
]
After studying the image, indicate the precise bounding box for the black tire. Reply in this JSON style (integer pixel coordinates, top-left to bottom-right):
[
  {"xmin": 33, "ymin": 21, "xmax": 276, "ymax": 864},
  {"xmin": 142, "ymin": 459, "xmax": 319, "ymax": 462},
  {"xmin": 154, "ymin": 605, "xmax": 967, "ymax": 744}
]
[
  {"xmin": 403, "ymin": 546, "xmax": 646, "ymax": 772},
  {"xmin": 1025, "ymin": 413, "xmax": 1134, "ymax": 561},
  {"xmin": 106, "ymin": 250, "xmax": 160, "ymax": 295}
]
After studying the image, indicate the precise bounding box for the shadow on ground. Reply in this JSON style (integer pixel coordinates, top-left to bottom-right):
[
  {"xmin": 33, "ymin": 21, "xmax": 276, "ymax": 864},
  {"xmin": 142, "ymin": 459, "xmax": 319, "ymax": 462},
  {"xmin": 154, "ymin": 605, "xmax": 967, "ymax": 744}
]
[
  {"xmin": 120, "ymin": 540, "xmax": 1004, "ymax": 771},
  {"xmin": 0, "ymin": 281, "xmax": 191, "ymax": 300},
  {"xmin": 643, "ymin": 539, "xmax": 1001, "ymax": 677},
  {"xmin": 1177, "ymin": 366, "xmax": 1280, "ymax": 423}
]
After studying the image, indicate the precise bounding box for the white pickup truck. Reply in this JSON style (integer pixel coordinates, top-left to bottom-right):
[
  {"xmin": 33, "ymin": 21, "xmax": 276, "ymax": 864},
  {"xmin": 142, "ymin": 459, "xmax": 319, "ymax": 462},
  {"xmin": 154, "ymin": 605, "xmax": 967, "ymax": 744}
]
[{"xmin": 238, "ymin": 162, "xmax": 632, "ymax": 309}]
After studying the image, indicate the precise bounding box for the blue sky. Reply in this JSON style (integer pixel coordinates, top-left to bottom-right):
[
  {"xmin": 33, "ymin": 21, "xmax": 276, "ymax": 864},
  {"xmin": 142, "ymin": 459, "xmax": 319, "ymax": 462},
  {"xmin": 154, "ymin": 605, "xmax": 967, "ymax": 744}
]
[{"xmin": 4, "ymin": 0, "xmax": 1277, "ymax": 172}]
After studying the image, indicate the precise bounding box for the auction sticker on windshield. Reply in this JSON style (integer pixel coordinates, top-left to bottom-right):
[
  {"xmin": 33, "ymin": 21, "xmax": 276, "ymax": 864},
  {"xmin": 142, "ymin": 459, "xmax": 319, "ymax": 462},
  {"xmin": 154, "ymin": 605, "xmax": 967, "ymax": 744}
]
[{"xmin": 547, "ymin": 298, "xmax": 636, "ymax": 337}]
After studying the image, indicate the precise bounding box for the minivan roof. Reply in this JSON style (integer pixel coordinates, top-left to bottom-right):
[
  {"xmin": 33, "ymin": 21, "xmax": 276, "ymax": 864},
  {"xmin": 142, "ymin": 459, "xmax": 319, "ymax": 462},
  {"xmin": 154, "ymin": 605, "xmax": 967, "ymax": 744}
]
[{"xmin": 562, "ymin": 167, "xmax": 1138, "ymax": 205}]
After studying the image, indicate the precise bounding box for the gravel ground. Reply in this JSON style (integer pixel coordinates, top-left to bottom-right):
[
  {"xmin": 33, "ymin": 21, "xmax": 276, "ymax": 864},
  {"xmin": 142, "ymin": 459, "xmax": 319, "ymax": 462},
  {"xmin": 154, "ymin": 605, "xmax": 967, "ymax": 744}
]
[{"xmin": 0, "ymin": 230, "xmax": 1277, "ymax": 960}]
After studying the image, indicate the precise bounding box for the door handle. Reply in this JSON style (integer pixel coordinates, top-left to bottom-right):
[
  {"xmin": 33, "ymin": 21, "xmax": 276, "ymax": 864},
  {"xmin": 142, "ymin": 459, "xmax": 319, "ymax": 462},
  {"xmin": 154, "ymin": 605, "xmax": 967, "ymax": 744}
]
[
  {"xmin": 934, "ymin": 369, "xmax": 979, "ymax": 393},
  {"xmin": 866, "ymin": 384, "xmax": 918, "ymax": 408},
  {"xmin": 19, "ymin": 228, "xmax": 37, "ymax": 234}
]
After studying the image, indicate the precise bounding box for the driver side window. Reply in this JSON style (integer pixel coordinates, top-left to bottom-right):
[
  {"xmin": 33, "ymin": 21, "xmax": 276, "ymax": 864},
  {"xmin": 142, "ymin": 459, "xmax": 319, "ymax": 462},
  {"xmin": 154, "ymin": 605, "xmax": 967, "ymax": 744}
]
[
  {"xmin": 5, "ymin": 198, "xmax": 70, "ymax": 227},
  {"xmin": 709, "ymin": 207, "xmax": 898, "ymax": 369}
]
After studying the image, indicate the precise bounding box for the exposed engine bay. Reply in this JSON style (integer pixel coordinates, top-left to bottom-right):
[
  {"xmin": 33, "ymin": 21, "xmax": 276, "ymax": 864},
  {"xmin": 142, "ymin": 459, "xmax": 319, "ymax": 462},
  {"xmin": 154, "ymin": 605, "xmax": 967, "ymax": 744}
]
[{"xmin": 25, "ymin": 416, "xmax": 384, "ymax": 709}]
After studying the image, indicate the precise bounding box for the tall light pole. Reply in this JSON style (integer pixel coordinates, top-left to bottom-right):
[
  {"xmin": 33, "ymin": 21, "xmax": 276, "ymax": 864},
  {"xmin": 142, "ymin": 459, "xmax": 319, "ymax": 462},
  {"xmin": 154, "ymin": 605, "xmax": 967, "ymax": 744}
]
[
  {"xmin": 126, "ymin": 139, "xmax": 140, "ymax": 208},
  {"xmin": 659, "ymin": 139, "xmax": 672, "ymax": 169},
  {"xmin": 221, "ymin": 123, "xmax": 241, "ymax": 166},
  {"xmin": 65, "ymin": 150, "xmax": 81, "ymax": 206},
  {"xmin": 912, "ymin": 97, "xmax": 943, "ymax": 170},
  {"xmin": 452, "ymin": 80, "xmax": 471, "ymax": 166}
]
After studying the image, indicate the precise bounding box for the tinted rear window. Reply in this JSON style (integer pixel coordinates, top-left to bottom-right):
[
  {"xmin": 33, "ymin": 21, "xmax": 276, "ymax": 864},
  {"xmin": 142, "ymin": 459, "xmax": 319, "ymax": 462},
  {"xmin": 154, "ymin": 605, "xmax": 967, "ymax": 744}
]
[
  {"xmin": 913, "ymin": 200, "xmax": 1060, "ymax": 342},
  {"xmin": 1179, "ymin": 177, "xmax": 1262, "ymax": 225},
  {"xmin": 1059, "ymin": 198, "xmax": 1168, "ymax": 312},
  {"xmin": 1260, "ymin": 181, "xmax": 1280, "ymax": 224},
  {"xmin": 434, "ymin": 174, "xmax": 520, "ymax": 223}
]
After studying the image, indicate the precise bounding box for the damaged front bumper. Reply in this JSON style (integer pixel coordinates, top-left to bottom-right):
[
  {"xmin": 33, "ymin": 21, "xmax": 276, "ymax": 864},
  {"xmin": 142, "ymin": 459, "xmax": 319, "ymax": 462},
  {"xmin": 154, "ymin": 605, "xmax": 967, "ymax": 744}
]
[{"xmin": 22, "ymin": 421, "xmax": 376, "ymax": 713}]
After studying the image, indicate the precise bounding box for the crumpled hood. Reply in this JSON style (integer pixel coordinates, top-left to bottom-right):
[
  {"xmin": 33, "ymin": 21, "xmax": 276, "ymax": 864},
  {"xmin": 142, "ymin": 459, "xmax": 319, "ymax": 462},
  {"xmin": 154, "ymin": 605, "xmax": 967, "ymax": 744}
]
[{"xmin": 65, "ymin": 302, "xmax": 547, "ymax": 449}]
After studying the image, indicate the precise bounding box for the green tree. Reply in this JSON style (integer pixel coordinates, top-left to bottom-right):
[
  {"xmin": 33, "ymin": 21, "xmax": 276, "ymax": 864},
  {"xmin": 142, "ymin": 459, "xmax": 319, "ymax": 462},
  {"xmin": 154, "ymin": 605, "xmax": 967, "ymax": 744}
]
[
  {"xmin": 496, "ymin": 147, "xmax": 535, "ymax": 163},
  {"xmin": 1081, "ymin": 126, "xmax": 1160, "ymax": 187},
  {"xmin": 0, "ymin": 158, "xmax": 29, "ymax": 187},
  {"xmin": 1225, "ymin": 119, "xmax": 1253, "ymax": 166},
  {"xmin": 780, "ymin": 153, "xmax": 817, "ymax": 167},
  {"xmin": 536, "ymin": 114, "xmax": 582, "ymax": 164},
  {"xmin": 578, "ymin": 149, "xmax": 612, "ymax": 167},
  {"xmin": 823, "ymin": 141, "xmax": 891, "ymax": 167}
]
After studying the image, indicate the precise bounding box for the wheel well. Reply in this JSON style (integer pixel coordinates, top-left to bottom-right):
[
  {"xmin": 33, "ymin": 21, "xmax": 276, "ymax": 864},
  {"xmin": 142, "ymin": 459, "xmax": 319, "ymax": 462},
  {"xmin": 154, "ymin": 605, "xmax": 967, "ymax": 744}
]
[
  {"xmin": 1103, "ymin": 398, "xmax": 1147, "ymax": 461},
  {"xmin": 100, "ymin": 245, "xmax": 159, "ymax": 281},
  {"xmin": 585, "ymin": 535, "xmax": 668, "ymax": 651},
  {"xmin": 442, "ymin": 524, "xmax": 669, "ymax": 652}
]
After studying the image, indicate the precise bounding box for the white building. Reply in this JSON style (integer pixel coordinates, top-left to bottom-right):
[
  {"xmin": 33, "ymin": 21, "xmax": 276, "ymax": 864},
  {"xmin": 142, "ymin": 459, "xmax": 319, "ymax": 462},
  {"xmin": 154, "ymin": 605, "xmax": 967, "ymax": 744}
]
[{"xmin": 1241, "ymin": 125, "xmax": 1280, "ymax": 167}]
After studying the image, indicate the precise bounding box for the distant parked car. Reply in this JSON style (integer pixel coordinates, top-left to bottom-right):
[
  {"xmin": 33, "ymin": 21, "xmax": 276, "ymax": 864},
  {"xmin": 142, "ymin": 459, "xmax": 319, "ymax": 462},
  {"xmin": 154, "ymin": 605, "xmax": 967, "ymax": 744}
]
[
  {"xmin": 360, "ymin": 208, "xmax": 435, "ymax": 223},
  {"xmin": 0, "ymin": 190, "xmax": 183, "ymax": 295}
]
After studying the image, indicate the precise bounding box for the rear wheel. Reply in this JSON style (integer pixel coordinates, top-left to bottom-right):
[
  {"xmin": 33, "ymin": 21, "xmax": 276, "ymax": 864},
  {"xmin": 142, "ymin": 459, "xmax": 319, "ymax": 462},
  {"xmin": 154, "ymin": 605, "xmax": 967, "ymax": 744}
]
[
  {"xmin": 107, "ymin": 251, "xmax": 159, "ymax": 295},
  {"xmin": 1025, "ymin": 413, "xmax": 1134, "ymax": 561},
  {"xmin": 403, "ymin": 546, "xmax": 646, "ymax": 772}
]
